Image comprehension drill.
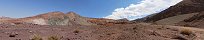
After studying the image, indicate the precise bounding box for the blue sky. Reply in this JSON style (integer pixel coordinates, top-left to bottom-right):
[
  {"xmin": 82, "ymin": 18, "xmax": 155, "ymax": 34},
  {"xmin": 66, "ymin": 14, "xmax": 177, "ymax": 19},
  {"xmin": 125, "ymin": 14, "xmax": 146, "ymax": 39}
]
[{"xmin": 0, "ymin": 0, "xmax": 140, "ymax": 18}]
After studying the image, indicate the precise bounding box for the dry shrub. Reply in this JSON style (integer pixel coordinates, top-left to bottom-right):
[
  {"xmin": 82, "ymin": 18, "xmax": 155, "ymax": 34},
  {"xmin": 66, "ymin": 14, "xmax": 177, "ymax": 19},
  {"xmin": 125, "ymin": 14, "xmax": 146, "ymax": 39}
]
[
  {"xmin": 180, "ymin": 28, "xmax": 193, "ymax": 35},
  {"xmin": 31, "ymin": 34, "xmax": 43, "ymax": 40},
  {"xmin": 48, "ymin": 36, "xmax": 59, "ymax": 40}
]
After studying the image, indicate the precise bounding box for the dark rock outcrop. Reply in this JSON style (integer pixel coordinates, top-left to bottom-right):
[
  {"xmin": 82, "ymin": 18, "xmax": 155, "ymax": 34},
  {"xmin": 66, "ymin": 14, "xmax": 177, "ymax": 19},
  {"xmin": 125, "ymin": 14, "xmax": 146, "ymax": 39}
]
[{"xmin": 138, "ymin": 0, "xmax": 204, "ymax": 22}]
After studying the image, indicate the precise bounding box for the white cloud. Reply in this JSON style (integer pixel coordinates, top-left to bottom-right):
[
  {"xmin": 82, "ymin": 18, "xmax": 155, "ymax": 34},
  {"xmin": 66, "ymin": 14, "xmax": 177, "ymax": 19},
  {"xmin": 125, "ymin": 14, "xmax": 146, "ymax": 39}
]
[{"xmin": 104, "ymin": 0, "xmax": 183, "ymax": 20}]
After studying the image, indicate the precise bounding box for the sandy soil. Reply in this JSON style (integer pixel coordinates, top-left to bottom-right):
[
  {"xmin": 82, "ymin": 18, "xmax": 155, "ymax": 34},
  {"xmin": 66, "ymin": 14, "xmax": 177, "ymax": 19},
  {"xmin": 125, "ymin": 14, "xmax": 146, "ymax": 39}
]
[{"xmin": 0, "ymin": 23, "xmax": 203, "ymax": 40}]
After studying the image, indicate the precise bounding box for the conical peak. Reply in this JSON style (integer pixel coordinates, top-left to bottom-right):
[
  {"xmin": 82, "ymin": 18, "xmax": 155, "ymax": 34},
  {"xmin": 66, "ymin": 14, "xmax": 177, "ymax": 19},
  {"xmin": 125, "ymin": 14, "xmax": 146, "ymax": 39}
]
[
  {"xmin": 41, "ymin": 11, "xmax": 65, "ymax": 16},
  {"xmin": 66, "ymin": 11, "xmax": 79, "ymax": 15},
  {"xmin": 66, "ymin": 11, "xmax": 81, "ymax": 17},
  {"xmin": 46, "ymin": 11, "xmax": 64, "ymax": 15}
]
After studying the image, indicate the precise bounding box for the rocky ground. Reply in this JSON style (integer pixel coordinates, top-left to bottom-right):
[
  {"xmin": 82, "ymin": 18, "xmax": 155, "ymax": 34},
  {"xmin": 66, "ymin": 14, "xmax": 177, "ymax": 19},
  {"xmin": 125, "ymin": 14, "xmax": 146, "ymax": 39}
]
[{"xmin": 0, "ymin": 23, "xmax": 203, "ymax": 40}]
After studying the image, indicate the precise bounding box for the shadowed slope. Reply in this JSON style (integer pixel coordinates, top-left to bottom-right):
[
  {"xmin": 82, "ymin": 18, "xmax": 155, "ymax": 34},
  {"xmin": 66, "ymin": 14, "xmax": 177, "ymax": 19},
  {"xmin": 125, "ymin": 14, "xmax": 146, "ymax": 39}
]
[{"xmin": 142, "ymin": 0, "xmax": 204, "ymax": 22}]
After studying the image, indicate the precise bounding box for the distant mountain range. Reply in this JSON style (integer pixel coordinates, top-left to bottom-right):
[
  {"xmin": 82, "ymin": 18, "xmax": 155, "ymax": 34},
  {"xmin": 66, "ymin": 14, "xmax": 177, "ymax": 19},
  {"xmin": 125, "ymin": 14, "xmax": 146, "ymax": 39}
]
[{"xmin": 0, "ymin": 11, "xmax": 130, "ymax": 26}]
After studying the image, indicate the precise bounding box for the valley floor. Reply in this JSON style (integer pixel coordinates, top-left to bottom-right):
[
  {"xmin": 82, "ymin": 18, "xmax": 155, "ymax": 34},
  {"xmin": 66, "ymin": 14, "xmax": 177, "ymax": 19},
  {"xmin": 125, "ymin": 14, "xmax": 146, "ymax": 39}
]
[{"xmin": 0, "ymin": 23, "xmax": 204, "ymax": 40}]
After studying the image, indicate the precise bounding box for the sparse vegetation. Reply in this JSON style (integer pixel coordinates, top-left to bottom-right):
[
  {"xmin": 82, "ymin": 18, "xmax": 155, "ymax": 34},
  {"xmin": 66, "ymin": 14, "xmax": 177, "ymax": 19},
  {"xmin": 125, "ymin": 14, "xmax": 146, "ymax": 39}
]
[
  {"xmin": 31, "ymin": 34, "xmax": 61, "ymax": 40},
  {"xmin": 31, "ymin": 34, "xmax": 43, "ymax": 40},
  {"xmin": 48, "ymin": 36, "xmax": 59, "ymax": 40},
  {"xmin": 180, "ymin": 28, "xmax": 193, "ymax": 35}
]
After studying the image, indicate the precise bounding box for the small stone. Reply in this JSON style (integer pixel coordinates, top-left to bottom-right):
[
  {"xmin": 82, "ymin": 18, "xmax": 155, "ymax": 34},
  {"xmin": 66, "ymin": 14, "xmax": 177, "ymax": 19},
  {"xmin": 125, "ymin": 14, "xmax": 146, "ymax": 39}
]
[
  {"xmin": 29, "ymin": 31, "xmax": 33, "ymax": 33},
  {"xmin": 14, "ymin": 32, "xmax": 19, "ymax": 35},
  {"xmin": 9, "ymin": 32, "xmax": 18, "ymax": 37},
  {"xmin": 9, "ymin": 34, "xmax": 16, "ymax": 37},
  {"xmin": 73, "ymin": 30, "xmax": 79, "ymax": 33}
]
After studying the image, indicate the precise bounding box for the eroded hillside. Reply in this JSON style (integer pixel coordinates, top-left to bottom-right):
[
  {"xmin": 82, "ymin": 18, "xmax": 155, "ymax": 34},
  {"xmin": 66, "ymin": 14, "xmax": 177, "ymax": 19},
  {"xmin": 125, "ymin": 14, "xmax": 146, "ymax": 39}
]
[{"xmin": 134, "ymin": 0, "xmax": 204, "ymax": 28}]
